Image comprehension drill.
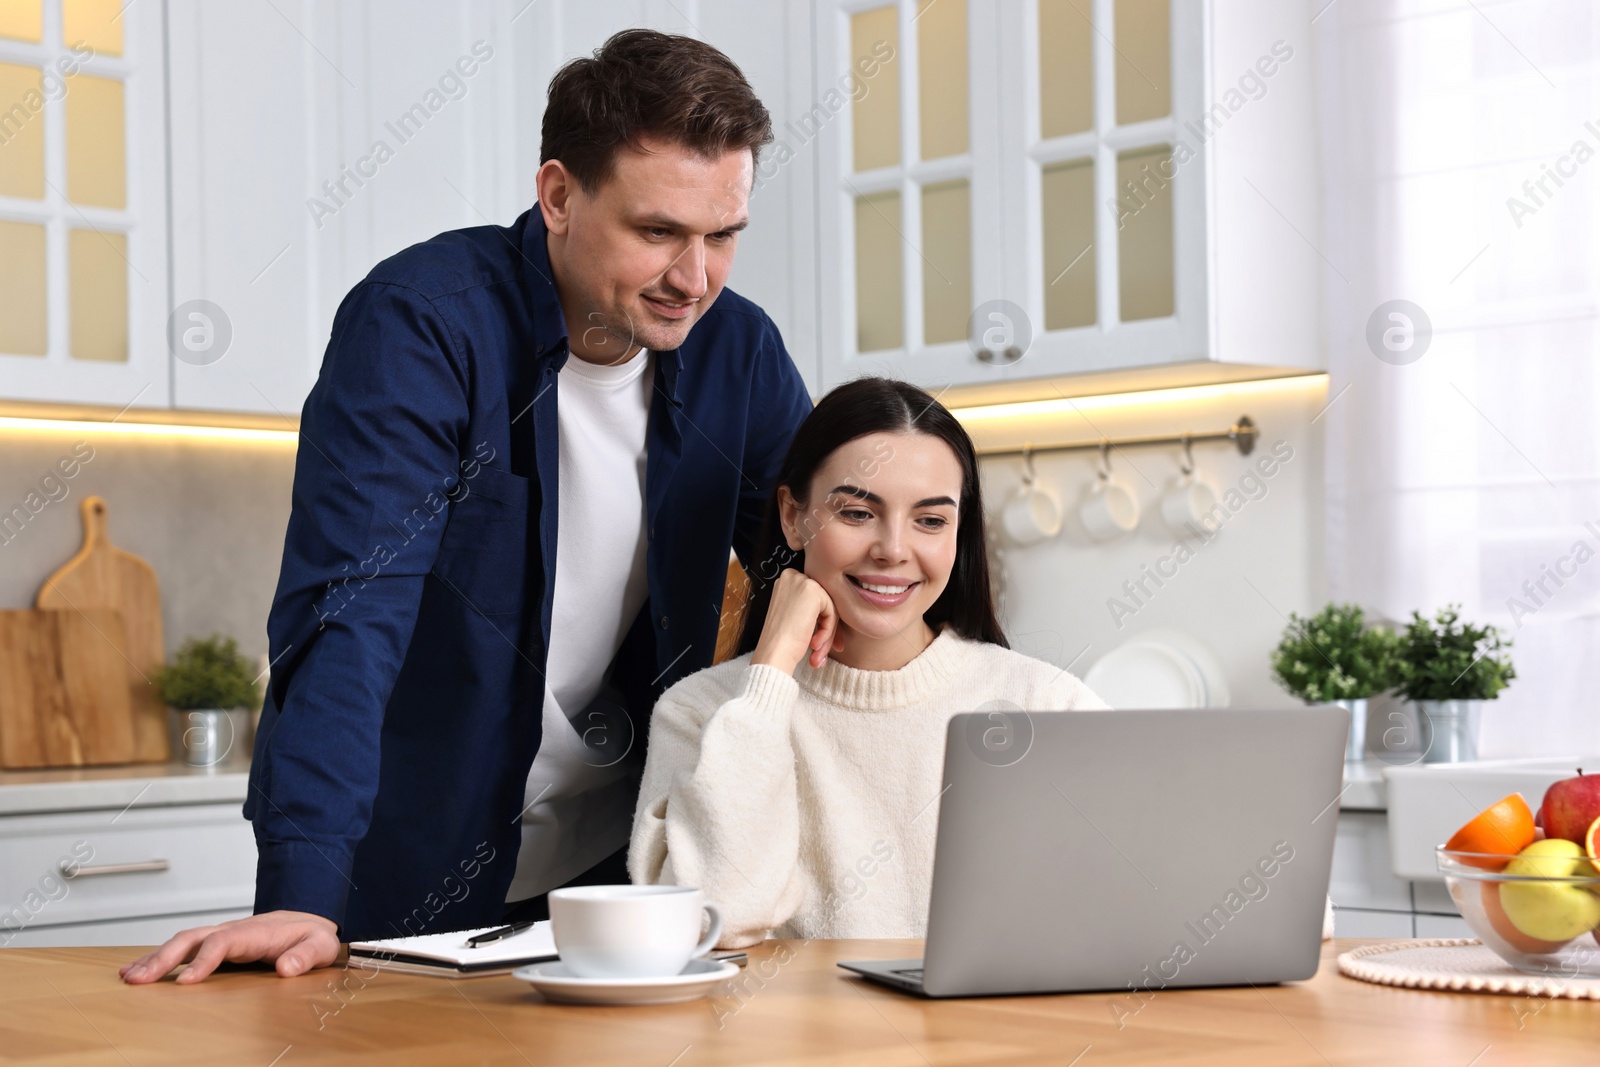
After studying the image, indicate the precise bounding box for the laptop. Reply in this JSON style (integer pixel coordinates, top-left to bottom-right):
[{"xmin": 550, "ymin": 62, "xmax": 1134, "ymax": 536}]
[{"xmin": 839, "ymin": 706, "xmax": 1347, "ymax": 998}]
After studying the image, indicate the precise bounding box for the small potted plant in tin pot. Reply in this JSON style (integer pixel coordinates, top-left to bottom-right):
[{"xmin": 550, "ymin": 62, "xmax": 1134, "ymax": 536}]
[
  {"xmin": 1394, "ymin": 605, "xmax": 1514, "ymax": 764},
  {"xmin": 155, "ymin": 635, "xmax": 261, "ymax": 770},
  {"xmin": 1270, "ymin": 602, "xmax": 1400, "ymax": 762}
]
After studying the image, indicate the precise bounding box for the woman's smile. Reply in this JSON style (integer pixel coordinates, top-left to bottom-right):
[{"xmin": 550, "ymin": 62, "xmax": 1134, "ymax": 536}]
[{"xmin": 844, "ymin": 573, "xmax": 921, "ymax": 606}]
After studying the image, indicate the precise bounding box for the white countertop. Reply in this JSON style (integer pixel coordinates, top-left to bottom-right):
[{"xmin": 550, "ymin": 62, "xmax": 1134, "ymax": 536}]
[
  {"xmin": 0, "ymin": 753, "xmax": 1391, "ymax": 818},
  {"xmin": 0, "ymin": 754, "xmax": 250, "ymax": 816}
]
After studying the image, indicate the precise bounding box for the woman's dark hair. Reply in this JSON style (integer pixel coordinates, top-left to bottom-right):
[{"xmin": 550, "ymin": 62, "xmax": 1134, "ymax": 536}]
[
  {"xmin": 736, "ymin": 377, "xmax": 1009, "ymax": 655},
  {"xmin": 542, "ymin": 29, "xmax": 774, "ymax": 193}
]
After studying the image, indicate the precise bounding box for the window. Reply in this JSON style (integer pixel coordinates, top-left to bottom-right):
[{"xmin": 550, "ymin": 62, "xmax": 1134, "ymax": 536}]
[{"xmin": 1319, "ymin": 0, "xmax": 1600, "ymax": 756}]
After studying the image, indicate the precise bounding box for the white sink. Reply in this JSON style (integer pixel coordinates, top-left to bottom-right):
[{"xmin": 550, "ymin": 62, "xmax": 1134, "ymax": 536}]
[{"xmin": 1384, "ymin": 757, "xmax": 1597, "ymax": 880}]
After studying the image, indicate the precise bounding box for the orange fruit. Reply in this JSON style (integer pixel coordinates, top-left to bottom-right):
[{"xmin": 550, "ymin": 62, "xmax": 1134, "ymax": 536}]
[
  {"xmin": 1445, "ymin": 793, "xmax": 1537, "ymax": 870},
  {"xmin": 1585, "ymin": 815, "xmax": 1600, "ymax": 875},
  {"xmin": 1480, "ymin": 881, "xmax": 1574, "ymax": 955}
]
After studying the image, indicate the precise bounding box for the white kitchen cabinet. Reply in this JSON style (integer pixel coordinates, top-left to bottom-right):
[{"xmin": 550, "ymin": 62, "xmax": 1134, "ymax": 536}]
[
  {"xmin": 705, "ymin": 0, "xmax": 822, "ymax": 395},
  {"xmin": 10, "ymin": 0, "xmax": 821, "ymax": 416},
  {"xmin": 1413, "ymin": 913, "xmax": 1473, "ymax": 939},
  {"xmin": 1330, "ymin": 807, "xmax": 1466, "ymax": 940},
  {"xmin": 165, "ymin": 0, "xmax": 817, "ymax": 415},
  {"xmin": 1410, "ymin": 879, "xmax": 1462, "ymax": 919},
  {"xmin": 1329, "ymin": 810, "xmax": 1412, "ymax": 913},
  {"xmin": 4, "ymin": 1, "xmax": 520, "ymax": 418},
  {"xmin": 812, "ymin": 0, "xmax": 1322, "ymax": 398},
  {"xmin": 0, "ymin": 0, "xmax": 171, "ymax": 410},
  {"xmin": 166, "ymin": 0, "xmax": 521, "ymax": 417},
  {"xmin": 0, "ymin": 798, "xmax": 255, "ymax": 948},
  {"xmin": 1333, "ymin": 908, "xmax": 1414, "ymax": 939},
  {"xmin": 3, "ymin": 907, "xmax": 252, "ymax": 948}
]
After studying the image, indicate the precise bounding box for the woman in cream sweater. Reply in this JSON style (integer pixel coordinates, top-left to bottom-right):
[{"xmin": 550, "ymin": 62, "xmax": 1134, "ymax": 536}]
[
  {"xmin": 628, "ymin": 377, "xmax": 1109, "ymax": 946},
  {"xmin": 629, "ymin": 377, "xmax": 1335, "ymax": 946}
]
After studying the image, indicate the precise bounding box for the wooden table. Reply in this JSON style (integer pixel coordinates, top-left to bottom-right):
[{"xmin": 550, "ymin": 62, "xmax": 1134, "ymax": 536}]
[{"xmin": 2, "ymin": 939, "xmax": 1595, "ymax": 1065}]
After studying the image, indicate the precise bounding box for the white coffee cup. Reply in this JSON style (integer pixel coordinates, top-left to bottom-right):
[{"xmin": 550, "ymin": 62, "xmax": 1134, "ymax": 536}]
[
  {"xmin": 1002, "ymin": 482, "xmax": 1063, "ymax": 546},
  {"xmin": 548, "ymin": 885, "xmax": 723, "ymax": 979},
  {"xmin": 1080, "ymin": 470, "xmax": 1140, "ymax": 541},
  {"xmin": 1160, "ymin": 470, "xmax": 1219, "ymax": 534}
]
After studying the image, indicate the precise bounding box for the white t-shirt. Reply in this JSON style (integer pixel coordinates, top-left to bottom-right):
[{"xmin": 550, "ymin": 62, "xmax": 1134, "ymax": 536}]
[{"xmin": 504, "ymin": 348, "xmax": 653, "ymax": 902}]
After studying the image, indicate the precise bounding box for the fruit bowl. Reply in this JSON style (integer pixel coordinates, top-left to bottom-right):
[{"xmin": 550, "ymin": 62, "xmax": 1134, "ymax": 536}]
[{"xmin": 1439, "ymin": 847, "xmax": 1600, "ymax": 979}]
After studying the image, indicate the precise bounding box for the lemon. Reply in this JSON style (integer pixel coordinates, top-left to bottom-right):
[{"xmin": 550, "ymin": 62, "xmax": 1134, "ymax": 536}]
[{"xmin": 1500, "ymin": 839, "xmax": 1600, "ymax": 942}]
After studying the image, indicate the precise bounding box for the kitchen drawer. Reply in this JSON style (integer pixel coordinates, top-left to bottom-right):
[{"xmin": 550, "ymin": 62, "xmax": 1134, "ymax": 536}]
[
  {"xmin": 1414, "ymin": 913, "xmax": 1474, "ymax": 939},
  {"xmin": 1332, "ymin": 908, "xmax": 1414, "ymax": 939},
  {"xmin": 2, "ymin": 908, "xmax": 252, "ymax": 948},
  {"xmin": 1411, "ymin": 879, "xmax": 1461, "ymax": 917},
  {"xmin": 0, "ymin": 803, "xmax": 255, "ymax": 930},
  {"xmin": 1329, "ymin": 811, "xmax": 1411, "ymax": 912}
]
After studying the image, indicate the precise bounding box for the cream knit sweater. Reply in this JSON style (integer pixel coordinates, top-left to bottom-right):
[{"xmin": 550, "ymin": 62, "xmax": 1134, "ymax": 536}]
[{"xmin": 628, "ymin": 626, "xmax": 1111, "ymax": 946}]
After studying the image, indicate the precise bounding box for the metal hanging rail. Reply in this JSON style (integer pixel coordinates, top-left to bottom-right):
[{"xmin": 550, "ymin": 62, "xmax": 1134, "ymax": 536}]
[{"xmin": 975, "ymin": 415, "xmax": 1259, "ymax": 459}]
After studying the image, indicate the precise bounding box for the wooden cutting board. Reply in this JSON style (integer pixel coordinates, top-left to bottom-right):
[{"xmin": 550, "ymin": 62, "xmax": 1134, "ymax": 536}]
[
  {"xmin": 34, "ymin": 496, "xmax": 169, "ymax": 762},
  {"xmin": 0, "ymin": 609, "xmax": 138, "ymax": 768}
]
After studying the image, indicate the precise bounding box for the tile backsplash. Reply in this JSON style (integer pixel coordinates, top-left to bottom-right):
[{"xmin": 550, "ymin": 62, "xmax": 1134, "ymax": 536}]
[
  {"xmin": 0, "ymin": 426, "xmax": 296, "ymax": 660},
  {"xmin": 971, "ymin": 377, "xmax": 1329, "ymax": 709}
]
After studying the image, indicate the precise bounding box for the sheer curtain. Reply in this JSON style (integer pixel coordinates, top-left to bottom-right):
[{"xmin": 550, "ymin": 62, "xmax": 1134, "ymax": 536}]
[{"xmin": 1315, "ymin": 1, "xmax": 1600, "ymax": 757}]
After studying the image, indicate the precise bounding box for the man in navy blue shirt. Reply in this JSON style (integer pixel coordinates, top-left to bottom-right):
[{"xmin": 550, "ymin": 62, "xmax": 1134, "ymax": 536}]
[{"xmin": 122, "ymin": 29, "xmax": 810, "ymax": 985}]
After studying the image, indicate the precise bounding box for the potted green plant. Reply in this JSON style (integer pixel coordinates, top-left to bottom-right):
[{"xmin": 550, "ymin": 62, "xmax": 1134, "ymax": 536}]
[
  {"xmin": 154, "ymin": 635, "xmax": 261, "ymax": 770},
  {"xmin": 1394, "ymin": 605, "xmax": 1514, "ymax": 764},
  {"xmin": 1270, "ymin": 603, "xmax": 1399, "ymax": 762}
]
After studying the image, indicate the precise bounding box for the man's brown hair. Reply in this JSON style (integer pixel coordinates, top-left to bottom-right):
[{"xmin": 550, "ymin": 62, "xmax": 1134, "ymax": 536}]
[{"xmin": 541, "ymin": 29, "xmax": 774, "ymax": 193}]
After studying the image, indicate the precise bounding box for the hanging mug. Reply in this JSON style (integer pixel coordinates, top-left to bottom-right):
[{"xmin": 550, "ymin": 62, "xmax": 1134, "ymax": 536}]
[
  {"xmin": 1079, "ymin": 442, "xmax": 1140, "ymax": 542},
  {"xmin": 1002, "ymin": 446, "xmax": 1063, "ymax": 546},
  {"xmin": 1161, "ymin": 436, "xmax": 1219, "ymax": 535}
]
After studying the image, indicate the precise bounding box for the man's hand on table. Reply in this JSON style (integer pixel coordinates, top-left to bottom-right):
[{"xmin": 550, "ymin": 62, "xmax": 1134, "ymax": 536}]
[{"xmin": 119, "ymin": 910, "xmax": 340, "ymax": 984}]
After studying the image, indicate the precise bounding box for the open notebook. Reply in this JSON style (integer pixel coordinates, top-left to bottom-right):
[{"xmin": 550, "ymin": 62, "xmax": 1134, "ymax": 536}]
[{"xmin": 348, "ymin": 921, "xmax": 558, "ymax": 977}]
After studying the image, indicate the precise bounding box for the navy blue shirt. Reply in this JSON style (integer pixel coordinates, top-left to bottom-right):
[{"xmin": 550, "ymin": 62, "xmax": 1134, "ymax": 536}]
[{"xmin": 244, "ymin": 206, "xmax": 811, "ymax": 941}]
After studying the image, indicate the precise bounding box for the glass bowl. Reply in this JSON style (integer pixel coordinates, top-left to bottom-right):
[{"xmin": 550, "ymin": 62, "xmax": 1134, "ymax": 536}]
[{"xmin": 1438, "ymin": 846, "xmax": 1600, "ymax": 979}]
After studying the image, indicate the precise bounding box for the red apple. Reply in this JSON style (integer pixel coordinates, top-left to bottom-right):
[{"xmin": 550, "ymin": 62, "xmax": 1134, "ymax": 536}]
[{"xmin": 1539, "ymin": 770, "xmax": 1600, "ymax": 843}]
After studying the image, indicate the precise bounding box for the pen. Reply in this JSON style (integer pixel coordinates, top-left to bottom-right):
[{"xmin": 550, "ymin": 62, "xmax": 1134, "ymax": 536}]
[{"xmin": 465, "ymin": 920, "xmax": 537, "ymax": 947}]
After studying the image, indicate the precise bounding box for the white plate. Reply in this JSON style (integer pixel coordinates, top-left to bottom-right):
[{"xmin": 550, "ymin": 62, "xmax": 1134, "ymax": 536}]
[
  {"xmin": 1083, "ymin": 629, "xmax": 1231, "ymax": 709},
  {"xmin": 1085, "ymin": 641, "xmax": 1204, "ymax": 708},
  {"xmin": 1134, "ymin": 627, "xmax": 1231, "ymax": 707},
  {"xmin": 512, "ymin": 957, "xmax": 741, "ymax": 1005}
]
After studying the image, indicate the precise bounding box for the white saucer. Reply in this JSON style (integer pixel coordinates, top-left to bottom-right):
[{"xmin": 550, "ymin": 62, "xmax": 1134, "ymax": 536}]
[{"xmin": 512, "ymin": 957, "xmax": 741, "ymax": 1005}]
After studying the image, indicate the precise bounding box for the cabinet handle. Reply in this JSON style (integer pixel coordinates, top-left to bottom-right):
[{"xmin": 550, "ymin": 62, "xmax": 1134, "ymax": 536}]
[
  {"xmin": 60, "ymin": 859, "xmax": 171, "ymax": 879},
  {"xmin": 976, "ymin": 345, "xmax": 1023, "ymax": 366}
]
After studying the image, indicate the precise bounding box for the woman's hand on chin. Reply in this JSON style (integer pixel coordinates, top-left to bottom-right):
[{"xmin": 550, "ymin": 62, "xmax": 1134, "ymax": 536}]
[{"xmin": 752, "ymin": 568, "xmax": 843, "ymax": 673}]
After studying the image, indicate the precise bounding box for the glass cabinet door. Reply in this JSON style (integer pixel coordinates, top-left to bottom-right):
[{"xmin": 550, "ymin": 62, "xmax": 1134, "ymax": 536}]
[
  {"xmin": 0, "ymin": 0, "xmax": 169, "ymax": 407},
  {"xmin": 818, "ymin": 0, "xmax": 1205, "ymax": 390},
  {"xmin": 820, "ymin": 0, "xmax": 1004, "ymax": 382},
  {"xmin": 999, "ymin": 0, "xmax": 1203, "ymax": 379}
]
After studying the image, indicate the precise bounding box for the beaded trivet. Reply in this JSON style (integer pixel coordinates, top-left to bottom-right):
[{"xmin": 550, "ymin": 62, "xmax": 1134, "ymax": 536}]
[{"xmin": 1337, "ymin": 938, "xmax": 1600, "ymax": 999}]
